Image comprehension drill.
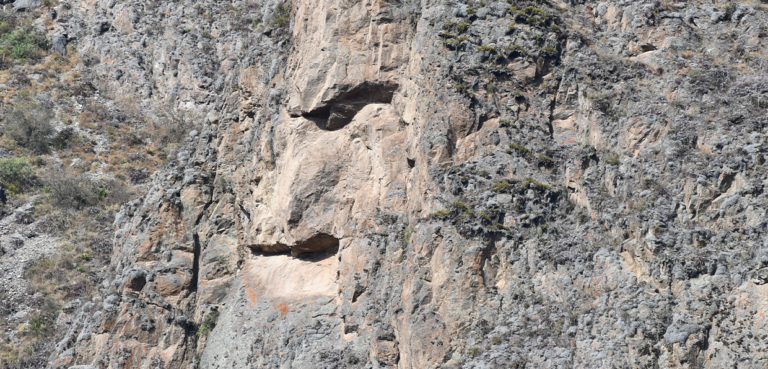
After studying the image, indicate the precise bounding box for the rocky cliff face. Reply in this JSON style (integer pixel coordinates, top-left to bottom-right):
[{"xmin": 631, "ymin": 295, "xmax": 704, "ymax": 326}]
[{"xmin": 37, "ymin": 0, "xmax": 768, "ymax": 367}]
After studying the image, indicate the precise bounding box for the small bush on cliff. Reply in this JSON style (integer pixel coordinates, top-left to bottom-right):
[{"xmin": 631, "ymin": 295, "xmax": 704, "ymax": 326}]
[
  {"xmin": 147, "ymin": 107, "xmax": 197, "ymax": 147},
  {"xmin": 507, "ymin": 142, "xmax": 532, "ymax": 156},
  {"xmin": 430, "ymin": 201, "xmax": 475, "ymax": 219},
  {"xmin": 0, "ymin": 297, "xmax": 57, "ymax": 366},
  {"xmin": 0, "ymin": 15, "xmax": 50, "ymax": 67},
  {"xmin": 46, "ymin": 174, "xmax": 101, "ymax": 210},
  {"xmin": 0, "ymin": 157, "xmax": 34, "ymax": 194},
  {"xmin": 430, "ymin": 209, "xmax": 452, "ymax": 217},
  {"xmin": 522, "ymin": 177, "xmax": 551, "ymax": 191},
  {"xmin": 197, "ymin": 310, "xmax": 220, "ymax": 337},
  {"xmin": 3, "ymin": 102, "xmax": 54, "ymax": 154},
  {"xmin": 451, "ymin": 201, "xmax": 473, "ymax": 216},
  {"xmin": 46, "ymin": 173, "xmax": 130, "ymax": 210},
  {"xmin": 272, "ymin": 3, "xmax": 290, "ymax": 28},
  {"xmin": 604, "ymin": 152, "xmax": 620, "ymax": 165},
  {"xmin": 2, "ymin": 27, "xmax": 49, "ymax": 60},
  {"xmin": 537, "ymin": 154, "xmax": 554, "ymax": 166},
  {"xmin": 51, "ymin": 127, "xmax": 83, "ymax": 150},
  {"xmin": 491, "ymin": 181, "xmax": 510, "ymax": 192},
  {"xmin": 402, "ymin": 226, "xmax": 414, "ymax": 244},
  {"xmin": 592, "ymin": 94, "xmax": 620, "ymax": 119}
]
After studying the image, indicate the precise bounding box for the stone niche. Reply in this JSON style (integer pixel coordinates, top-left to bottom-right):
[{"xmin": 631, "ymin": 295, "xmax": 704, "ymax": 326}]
[
  {"xmin": 298, "ymin": 81, "xmax": 399, "ymax": 130},
  {"xmin": 244, "ymin": 240, "xmax": 340, "ymax": 301}
]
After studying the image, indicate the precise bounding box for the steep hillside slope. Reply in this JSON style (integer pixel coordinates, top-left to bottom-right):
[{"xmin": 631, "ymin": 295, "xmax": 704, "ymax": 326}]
[{"xmin": 19, "ymin": 0, "xmax": 768, "ymax": 368}]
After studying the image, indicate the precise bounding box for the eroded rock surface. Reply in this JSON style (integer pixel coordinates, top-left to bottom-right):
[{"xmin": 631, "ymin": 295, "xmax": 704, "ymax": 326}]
[{"xmin": 44, "ymin": 0, "xmax": 768, "ymax": 368}]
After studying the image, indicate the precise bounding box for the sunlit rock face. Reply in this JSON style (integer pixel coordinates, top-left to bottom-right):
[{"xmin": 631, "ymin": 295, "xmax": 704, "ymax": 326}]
[{"xmin": 48, "ymin": 0, "xmax": 768, "ymax": 367}]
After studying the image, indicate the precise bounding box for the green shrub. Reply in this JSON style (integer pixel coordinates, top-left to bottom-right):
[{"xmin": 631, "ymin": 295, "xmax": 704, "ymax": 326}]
[
  {"xmin": 476, "ymin": 45, "xmax": 496, "ymax": 53},
  {"xmin": 537, "ymin": 154, "xmax": 554, "ymax": 166},
  {"xmin": 51, "ymin": 127, "xmax": 82, "ymax": 150},
  {"xmin": 430, "ymin": 202, "xmax": 474, "ymax": 218},
  {"xmin": 27, "ymin": 311, "xmax": 53, "ymax": 334},
  {"xmin": 0, "ymin": 23, "xmax": 49, "ymax": 65},
  {"xmin": 402, "ymin": 227, "xmax": 414, "ymax": 244},
  {"xmin": 503, "ymin": 44, "xmax": 526, "ymax": 56},
  {"xmin": 3, "ymin": 102, "xmax": 54, "ymax": 154},
  {"xmin": 507, "ymin": 143, "xmax": 532, "ymax": 156},
  {"xmin": 451, "ymin": 201, "xmax": 473, "ymax": 216},
  {"xmin": 539, "ymin": 47, "xmax": 559, "ymax": 58},
  {"xmin": 605, "ymin": 152, "xmax": 620, "ymax": 165},
  {"xmin": 430, "ymin": 209, "xmax": 452, "ymax": 217},
  {"xmin": 687, "ymin": 69, "xmax": 702, "ymax": 81},
  {"xmin": 197, "ymin": 310, "xmax": 220, "ymax": 336},
  {"xmin": 491, "ymin": 181, "xmax": 510, "ymax": 192},
  {"xmin": 508, "ymin": 6, "xmax": 529, "ymax": 21},
  {"xmin": 524, "ymin": 6, "xmax": 546, "ymax": 16},
  {"xmin": 495, "ymin": 223, "xmax": 511, "ymax": 232},
  {"xmin": 272, "ymin": 3, "xmax": 290, "ymax": 28},
  {"xmin": 522, "ymin": 177, "xmax": 551, "ymax": 190},
  {"xmin": 0, "ymin": 157, "xmax": 34, "ymax": 194}
]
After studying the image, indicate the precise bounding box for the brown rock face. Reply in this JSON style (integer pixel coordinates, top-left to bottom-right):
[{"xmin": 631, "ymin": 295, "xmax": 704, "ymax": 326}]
[{"xmin": 48, "ymin": 0, "xmax": 768, "ymax": 367}]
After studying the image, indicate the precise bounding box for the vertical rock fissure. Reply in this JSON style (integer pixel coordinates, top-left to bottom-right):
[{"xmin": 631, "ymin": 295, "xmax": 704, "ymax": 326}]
[
  {"xmin": 191, "ymin": 233, "xmax": 201, "ymax": 293},
  {"xmin": 547, "ymin": 78, "xmax": 561, "ymax": 138}
]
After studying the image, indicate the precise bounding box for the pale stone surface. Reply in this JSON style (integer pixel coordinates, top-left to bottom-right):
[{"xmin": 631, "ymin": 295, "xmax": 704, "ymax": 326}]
[{"xmin": 37, "ymin": 0, "xmax": 768, "ymax": 367}]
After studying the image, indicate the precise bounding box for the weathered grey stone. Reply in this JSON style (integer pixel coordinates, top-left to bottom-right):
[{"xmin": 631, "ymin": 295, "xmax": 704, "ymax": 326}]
[
  {"xmin": 12, "ymin": 0, "xmax": 39, "ymax": 11},
  {"xmin": 664, "ymin": 324, "xmax": 701, "ymax": 344},
  {"xmin": 92, "ymin": 20, "xmax": 109, "ymax": 35},
  {"xmin": 23, "ymin": 0, "xmax": 768, "ymax": 367},
  {"xmin": 52, "ymin": 34, "xmax": 67, "ymax": 55}
]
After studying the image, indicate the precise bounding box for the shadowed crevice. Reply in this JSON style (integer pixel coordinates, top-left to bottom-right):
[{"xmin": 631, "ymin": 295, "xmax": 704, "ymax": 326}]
[
  {"xmin": 302, "ymin": 81, "xmax": 399, "ymax": 130},
  {"xmin": 292, "ymin": 233, "xmax": 339, "ymax": 256},
  {"xmin": 248, "ymin": 233, "xmax": 340, "ymax": 259}
]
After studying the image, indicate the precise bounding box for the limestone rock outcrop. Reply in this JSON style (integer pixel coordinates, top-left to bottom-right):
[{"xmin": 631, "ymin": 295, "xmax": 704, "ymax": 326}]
[{"xmin": 41, "ymin": 0, "xmax": 768, "ymax": 367}]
